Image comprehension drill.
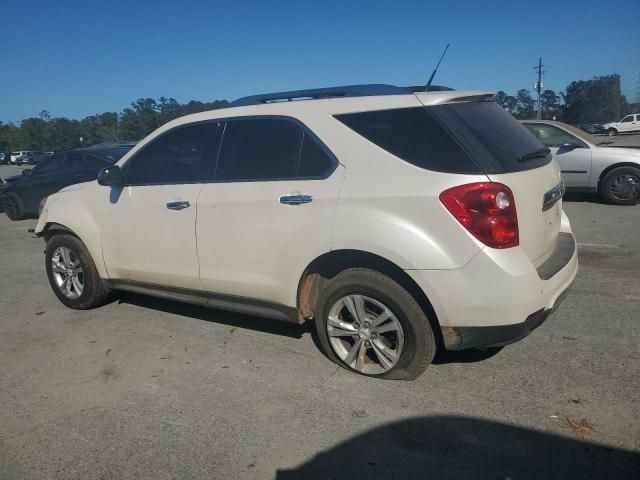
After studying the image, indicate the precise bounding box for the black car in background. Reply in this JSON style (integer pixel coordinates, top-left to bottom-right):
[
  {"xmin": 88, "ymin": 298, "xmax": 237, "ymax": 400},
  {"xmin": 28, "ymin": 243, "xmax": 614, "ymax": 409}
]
[
  {"xmin": 578, "ymin": 123, "xmax": 607, "ymax": 135},
  {"xmin": 23, "ymin": 152, "xmax": 54, "ymax": 165},
  {"xmin": 0, "ymin": 143, "xmax": 135, "ymax": 220}
]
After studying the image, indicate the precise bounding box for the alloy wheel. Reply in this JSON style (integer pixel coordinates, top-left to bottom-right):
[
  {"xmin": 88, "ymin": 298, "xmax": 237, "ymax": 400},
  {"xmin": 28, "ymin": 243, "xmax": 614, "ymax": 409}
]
[
  {"xmin": 327, "ymin": 294, "xmax": 405, "ymax": 375},
  {"xmin": 51, "ymin": 246, "xmax": 84, "ymax": 299}
]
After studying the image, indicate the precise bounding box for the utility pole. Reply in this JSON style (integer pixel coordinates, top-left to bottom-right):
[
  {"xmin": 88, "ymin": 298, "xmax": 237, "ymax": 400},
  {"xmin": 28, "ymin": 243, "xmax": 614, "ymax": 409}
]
[{"xmin": 534, "ymin": 57, "xmax": 544, "ymax": 119}]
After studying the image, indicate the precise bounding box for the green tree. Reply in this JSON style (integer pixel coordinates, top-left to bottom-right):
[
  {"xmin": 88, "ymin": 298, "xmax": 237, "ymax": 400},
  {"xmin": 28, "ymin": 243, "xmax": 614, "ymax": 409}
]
[
  {"xmin": 560, "ymin": 74, "xmax": 630, "ymax": 124},
  {"xmin": 540, "ymin": 90, "xmax": 561, "ymax": 119},
  {"xmin": 514, "ymin": 89, "xmax": 535, "ymax": 119},
  {"xmin": 494, "ymin": 90, "xmax": 518, "ymax": 113}
]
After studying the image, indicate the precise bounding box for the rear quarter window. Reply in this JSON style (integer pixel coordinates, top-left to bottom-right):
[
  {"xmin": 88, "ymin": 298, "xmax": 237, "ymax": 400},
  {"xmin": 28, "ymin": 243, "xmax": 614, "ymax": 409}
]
[
  {"xmin": 336, "ymin": 102, "xmax": 550, "ymax": 175},
  {"xmin": 335, "ymin": 107, "xmax": 482, "ymax": 174}
]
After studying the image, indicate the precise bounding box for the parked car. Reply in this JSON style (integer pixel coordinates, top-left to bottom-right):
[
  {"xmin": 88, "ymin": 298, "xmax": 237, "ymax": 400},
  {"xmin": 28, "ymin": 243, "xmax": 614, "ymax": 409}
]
[
  {"xmin": 0, "ymin": 143, "xmax": 135, "ymax": 220},
  {"xmin": 522, "ymin": 120, "xmax": 640, "ymax": 204},
  {"xmin": 35, "ymin": 85, "xmax": 577, "ymax": 380},
  {"xmin": 10, "ymin": 151, "xmax": 35, "ymax": 164},
  {"xmin": 578, "ymin": 123, "xmax": 606, "ymax": 135},
  {"xmin": 16, "ymin": 152, "xmax": 45, "ymax": 164},
  {"xmin": 0, "ymin": 152, "xmax": 9, "ymax": 165},
  {"xmin": 23, "ymin": 151, "xmax": 54, "ymax": 165},
  {"xmin": 602, "ymin": 114, "xmax": 640, "ymax": 136}
]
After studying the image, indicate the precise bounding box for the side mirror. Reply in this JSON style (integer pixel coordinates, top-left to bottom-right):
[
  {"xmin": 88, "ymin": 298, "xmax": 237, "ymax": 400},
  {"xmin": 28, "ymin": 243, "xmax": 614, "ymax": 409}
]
[
  {"xmin": 560, "ymin": 143, "xmax": 583, "ymax": 151},
  {"xmin": 22, "ymin": 169, "xmax": 33, "ymax": 176},
  {"xmin": 97, "ymin": 166, "xmax": 123, "ymax": 187}
]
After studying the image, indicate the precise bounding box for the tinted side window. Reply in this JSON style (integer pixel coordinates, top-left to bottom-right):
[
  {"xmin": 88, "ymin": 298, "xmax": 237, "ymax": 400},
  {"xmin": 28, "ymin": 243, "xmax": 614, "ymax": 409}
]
[
  {"xmin": 83, "ymin": 154, "xmax": 112, "ymax": 171},
  {"xmin": 217, "ymin": 119, "xmax": 302, "ymax": 181},
  {"xmin": 65, "ymin": 152, "xmax": 85, "ymax": 171},
  {"xmin": 298, "ymin": 133, "xmax": 334, "ymax": 177},
  {"xmin": 125, "ymin": 122, "xmax": 222, "ymax": 185},
  {"xmin": 335, "ymin": 107, "xmax": 481, "ymax": 174},
  {"xmin": 621, "ymin": 116, "xmax": 633, "ymax": 123},
  {"xmin": 34, "ymin": 154, "xmax": 65, "ymax": 174}
]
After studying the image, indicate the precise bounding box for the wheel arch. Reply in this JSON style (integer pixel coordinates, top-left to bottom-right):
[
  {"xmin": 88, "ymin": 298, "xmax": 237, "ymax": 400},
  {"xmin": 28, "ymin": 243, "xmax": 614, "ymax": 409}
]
[
  {"xmin": 296, "ymin": 249, "xmax": 444, "ymax": 348},
  {"xmin": 597, "ymin": 162, "xmax": 640, "ymax": 192},
  {"xmin": 38, "ymin": 219, "xmax": 108, "ymax": 278}
]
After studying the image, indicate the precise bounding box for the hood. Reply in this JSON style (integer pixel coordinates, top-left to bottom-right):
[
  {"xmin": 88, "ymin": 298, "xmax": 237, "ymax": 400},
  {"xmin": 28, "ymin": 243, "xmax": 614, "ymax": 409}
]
[{"xmin": 3, "ymin": 174, "xmax": 24, "ymax": 183}]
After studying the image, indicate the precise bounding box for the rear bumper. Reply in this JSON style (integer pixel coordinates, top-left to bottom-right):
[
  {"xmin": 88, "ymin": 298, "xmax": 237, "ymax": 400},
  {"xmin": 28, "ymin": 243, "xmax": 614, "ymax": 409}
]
[
  {"xmin": 440, "ymin": 283, "xmax": 572, "ymax": 350},
  {"xmin": 406, "ymin": 231, "xmax": 578, "ymax": 351}
]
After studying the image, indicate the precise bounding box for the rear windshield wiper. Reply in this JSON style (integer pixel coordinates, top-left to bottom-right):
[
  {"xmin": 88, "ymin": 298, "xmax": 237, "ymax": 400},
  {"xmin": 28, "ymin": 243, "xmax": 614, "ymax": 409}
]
[{"xmin": 517, "ymin": 147, "xmax": 550, "ymax": 162}]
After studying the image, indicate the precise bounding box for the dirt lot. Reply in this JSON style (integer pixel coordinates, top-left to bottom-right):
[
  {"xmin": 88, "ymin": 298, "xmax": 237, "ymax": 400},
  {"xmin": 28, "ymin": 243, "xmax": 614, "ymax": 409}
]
[{"xmin": 0, "ymin": 163, "xmax": 639, "ymax": 479}]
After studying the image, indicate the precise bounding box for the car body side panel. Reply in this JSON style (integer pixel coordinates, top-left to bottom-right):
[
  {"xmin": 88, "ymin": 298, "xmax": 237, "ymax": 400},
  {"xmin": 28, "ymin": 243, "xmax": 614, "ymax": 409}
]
[
  {"xmin": 318, "ymin": 116, "xmax": 487, "ymax": 272},
  {"xmin": 36, "ymin": 184, "xmax": 109, "ymax": 279},
  {"xmin": 587, "ymin": 147, "xmax": 640, "ymax": 189}
]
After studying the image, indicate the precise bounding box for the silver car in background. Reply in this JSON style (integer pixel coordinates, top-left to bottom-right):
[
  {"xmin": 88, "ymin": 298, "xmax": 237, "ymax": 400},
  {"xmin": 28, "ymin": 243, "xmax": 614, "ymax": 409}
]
[{"xmin": 522, "ymin": 120, "xmax": 640, "ymax": 205}]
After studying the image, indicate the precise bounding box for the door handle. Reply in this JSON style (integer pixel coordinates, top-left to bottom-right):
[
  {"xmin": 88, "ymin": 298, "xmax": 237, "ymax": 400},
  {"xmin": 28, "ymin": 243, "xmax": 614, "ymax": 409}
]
[
  {"xmin": 166, "ymin": 200, "xmax": 191, "ymax": 210},
  {"xmin": 279, "ymin": 194, "xmax": 313, "ymax": 205}
]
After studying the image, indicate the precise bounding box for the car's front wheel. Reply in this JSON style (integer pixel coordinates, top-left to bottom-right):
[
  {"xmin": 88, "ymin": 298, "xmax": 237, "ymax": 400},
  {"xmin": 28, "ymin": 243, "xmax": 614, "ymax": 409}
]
[
  {"xmin": 607, "ymin": 128, "xmax": 618, "ymax": 136},
  {"xmin": 45, "ymin": 234, "xmax": 110, "ymax": 309},
  {"xmin": 600, "ymin": 166, "xmax": 640, "ymax": 205},
  {"xmin": 3, "ymin": 193, "xmax": 25, "ymax": 220},
  {"xmin": 314, "ymin": 268, "xmax": 436, "ymax": 380}
]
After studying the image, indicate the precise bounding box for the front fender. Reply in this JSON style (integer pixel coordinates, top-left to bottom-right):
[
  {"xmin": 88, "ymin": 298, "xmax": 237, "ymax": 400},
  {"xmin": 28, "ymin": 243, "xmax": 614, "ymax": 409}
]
[{"xmin": 36, "ymin": 192, "xmax": 108, "ymax": 278}]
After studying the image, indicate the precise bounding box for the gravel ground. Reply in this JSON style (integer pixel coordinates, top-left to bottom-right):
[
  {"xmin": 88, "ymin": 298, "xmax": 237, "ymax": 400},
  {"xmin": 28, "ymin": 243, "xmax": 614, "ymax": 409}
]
[{"xmin": 0, "ymin": 163, "xmax": 639, "ymax": 479}]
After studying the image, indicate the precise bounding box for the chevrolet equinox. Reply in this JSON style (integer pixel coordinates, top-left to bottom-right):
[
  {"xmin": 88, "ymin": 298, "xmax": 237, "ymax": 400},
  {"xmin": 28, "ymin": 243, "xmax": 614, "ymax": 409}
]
[{"xmin": 36, "ymin": 84, "xmax": 578, "ymax": 380}]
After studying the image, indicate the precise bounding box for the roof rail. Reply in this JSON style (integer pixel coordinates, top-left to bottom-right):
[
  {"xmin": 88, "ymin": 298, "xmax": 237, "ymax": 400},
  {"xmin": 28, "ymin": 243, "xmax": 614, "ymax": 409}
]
[{"xmin": 230, "ymin": 84, "xmax": 454, "ymax": 107}]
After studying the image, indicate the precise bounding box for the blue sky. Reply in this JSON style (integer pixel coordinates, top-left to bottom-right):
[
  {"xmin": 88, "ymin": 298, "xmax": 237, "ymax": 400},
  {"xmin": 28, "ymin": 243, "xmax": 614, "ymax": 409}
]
[{"xmin": 1, "ymin": 0, "xmax": 638, "ymax": 123}]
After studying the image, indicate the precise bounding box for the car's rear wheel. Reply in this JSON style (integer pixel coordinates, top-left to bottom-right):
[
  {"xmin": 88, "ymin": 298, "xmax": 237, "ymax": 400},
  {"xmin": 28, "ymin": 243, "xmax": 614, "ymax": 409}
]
[
  {"xmin": 314, "ymin": 268, "xmax": 436, "ymax": 380},
  {"xmin": 45, "ymin": 234, "xmax": 110, "ymax": 309},
  {"xmin": 4, "ymin": 193, "xmax": 25, "ymax": 221},
  {"xmin": 600, "ymin": 167, "xmax": 640, "ymax": 205},
  {"xmin": 607, "ymin": 128, "xmax": 618, "ymax": 136}
]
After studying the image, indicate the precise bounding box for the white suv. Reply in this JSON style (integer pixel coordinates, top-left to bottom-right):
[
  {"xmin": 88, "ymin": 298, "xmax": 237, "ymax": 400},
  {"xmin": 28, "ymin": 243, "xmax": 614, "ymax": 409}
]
[
  {"xmin": 603, "ymin": 114, "xmax": 640, "ymax": 135},
  {"xmin": 36, "ymin": 85, "xmax": 578, "ymax": 380}
]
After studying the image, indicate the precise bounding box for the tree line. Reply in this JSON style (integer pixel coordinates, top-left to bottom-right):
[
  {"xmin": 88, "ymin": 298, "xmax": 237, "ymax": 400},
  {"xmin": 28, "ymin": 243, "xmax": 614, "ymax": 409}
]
[
  {"xmin": 0, "ymin": 97, "xmax": 228, "ymax": 152},
  {"xmin": 495, "ymin": 74, "xmax": 635, "ymax": 124},
  {"xmin": 1, "ymin": 74, "xmax": 637, "ymax": 152}
]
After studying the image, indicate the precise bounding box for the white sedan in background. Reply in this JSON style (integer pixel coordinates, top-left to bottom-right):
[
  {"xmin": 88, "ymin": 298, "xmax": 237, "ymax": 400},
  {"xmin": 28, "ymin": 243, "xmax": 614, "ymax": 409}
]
[{"xmin": 522, "ymin": 120, "xmax": 640, "ymax": 205}]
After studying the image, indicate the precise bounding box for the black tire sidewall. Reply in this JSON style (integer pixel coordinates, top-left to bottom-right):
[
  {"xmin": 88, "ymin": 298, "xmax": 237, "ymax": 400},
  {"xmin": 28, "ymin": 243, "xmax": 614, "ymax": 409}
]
[
  {"xmin": 314, "ymin": 269, "xmax": 435, "ymax": 380},
  {"xmin": 5, "ymin": 193, "xmax": 24, "ymax": 221},
  {"xmin": 45, "ymin": 234, "xmax": 107, "ymax": 309},
  {"xmin": 601, "ymin": 167, "xmax": 640, "ymax": 205}
]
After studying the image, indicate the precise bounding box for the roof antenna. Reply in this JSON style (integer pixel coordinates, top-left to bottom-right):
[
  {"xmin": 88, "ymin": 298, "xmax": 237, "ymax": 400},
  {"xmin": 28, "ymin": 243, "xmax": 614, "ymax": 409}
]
[{"xmin": 425, "ymin": 43, "xmax": 450, "ymax": 91}]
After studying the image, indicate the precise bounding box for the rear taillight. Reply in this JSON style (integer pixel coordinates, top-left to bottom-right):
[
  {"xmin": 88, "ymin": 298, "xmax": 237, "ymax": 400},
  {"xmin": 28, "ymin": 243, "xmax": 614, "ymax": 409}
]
[{"xmin": 439, "ymin": 182, "xmax": 519, "ymax": 249}]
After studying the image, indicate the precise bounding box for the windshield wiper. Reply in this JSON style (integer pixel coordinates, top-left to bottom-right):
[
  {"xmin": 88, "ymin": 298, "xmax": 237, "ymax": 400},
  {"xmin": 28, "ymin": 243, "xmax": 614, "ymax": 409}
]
[
  {"xmin": 597, "ymin": 140, "xmax": 614, "ymax": 145},
  {"xmin": 517, "ymin": 147, "xmax": 550, "ymax": 162}
]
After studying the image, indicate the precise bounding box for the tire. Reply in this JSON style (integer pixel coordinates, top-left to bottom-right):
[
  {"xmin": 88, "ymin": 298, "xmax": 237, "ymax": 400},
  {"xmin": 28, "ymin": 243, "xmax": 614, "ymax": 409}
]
[
  {"xmin": 4, "ymin": 192, "xmax": 24, "ymax": 221},
  {"xmin": 45, "ymin": 234, "xmax": 110, "ymax": 309},
  {"xmin": 600, "ymin": 166, "xmax": 640, "ymax": 205},
  {"xmin": 607, "ymin": 128, "xmax": 618, "ymax": 136},
  {"xmin": 314, "ymin": 268, "xmax": 436, "ymax": 380}
]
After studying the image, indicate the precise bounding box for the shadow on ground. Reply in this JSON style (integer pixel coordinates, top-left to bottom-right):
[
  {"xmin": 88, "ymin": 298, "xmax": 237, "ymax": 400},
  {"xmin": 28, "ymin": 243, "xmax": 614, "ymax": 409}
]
[
  {"xmin": 117, "ymin": 292, "xmax": 308, "ymax": 339},
  {"xmin": 276, "ymin": 416, "xmax": 639, "ymax": 480},
  {"xmin": 116, "ymin": 293, "xmax": 508, "ymax": 366},
  {"xmin": 562, "ymin": 192, "xmax": 605, "ymax": 204}
]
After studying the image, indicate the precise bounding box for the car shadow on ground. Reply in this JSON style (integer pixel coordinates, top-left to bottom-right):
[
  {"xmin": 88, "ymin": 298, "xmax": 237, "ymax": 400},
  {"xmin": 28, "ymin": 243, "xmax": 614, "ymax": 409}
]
[
  {"xmin": 562, "ymin": 192, "xmax": 606, "ymax": 204},
  {"xmin": 275, "ymin": 415, "xmax": 640, "ymax": 480},
  {"xmin": 116, "ymin": 292, "xmax": 308, "ymax": 339},
  {"xmin": 116, "ymin": 292, "xmax": 511, "ymax": 366}
]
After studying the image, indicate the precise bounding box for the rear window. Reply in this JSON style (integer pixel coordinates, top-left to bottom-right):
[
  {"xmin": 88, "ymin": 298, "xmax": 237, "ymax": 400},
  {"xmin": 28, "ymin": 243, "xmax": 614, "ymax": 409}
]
[
  {"xmin": 432, "ymin": 101, "xmax": 550, "ymax": 173},
  {"xmin": 336, "ymin": 102, "xmax": 550, "ymax": 174},
  {"xmin": 335, "ymin": 107, "xmax": 481, "ymax": 174}
]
